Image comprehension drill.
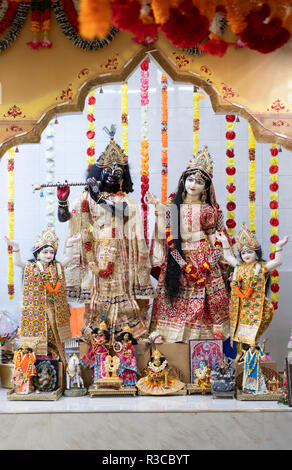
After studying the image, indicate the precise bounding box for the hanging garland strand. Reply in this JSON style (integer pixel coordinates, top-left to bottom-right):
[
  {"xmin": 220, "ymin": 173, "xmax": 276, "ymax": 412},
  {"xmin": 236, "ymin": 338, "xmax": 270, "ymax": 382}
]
[
  {"xmin": 0, "ymin": 2, "xmax": 30, "ymax": 53},
  {"xmin": 225, "ymin": 114, "xmax": 237, "ymax": 245},
  {"xmin": 121, "ymin": 82, "xmax": 128, "ymax": 157},
  {"xmin": 52, "ymin": 0, "xmax": 118, "ymax": 51},
  {"xmin": 269, "ymin": 143, "xmax": 280, "ymax": 310},
  {"xmin": 193, "ymin": 86, "xmax": 200, "ymax": 155},
  {"xmin": 140, "ymin": 57, "xmax": 150, "ymax": 244},
  {"xmin": 248, "ymin": 123, "xmax": 256, "ymax": 232},
  {"xmin": 86, "ymin": 91, "xmax": 96, "ymax": 168},
  {"xmin": 45, "ymin": 121, "xmax": 56, "ymax": 227},
  {"xmin": 161, "ymin": 73, "xmax": 168, "ymax": 204},
  {"xmin": 7, "ymin": 148, "xmax": 15, "ymax": 300}
]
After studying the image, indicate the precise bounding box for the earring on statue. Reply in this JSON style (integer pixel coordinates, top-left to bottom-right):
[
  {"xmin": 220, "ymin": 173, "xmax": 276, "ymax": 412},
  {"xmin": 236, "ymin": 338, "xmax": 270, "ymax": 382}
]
[
  {"xmin": 120, "ymin": 180, "xmax": 123, "ymax": 191},
  {"xmin": 201, "ymin": 189, "xmax": 207, "ymax": 203}
]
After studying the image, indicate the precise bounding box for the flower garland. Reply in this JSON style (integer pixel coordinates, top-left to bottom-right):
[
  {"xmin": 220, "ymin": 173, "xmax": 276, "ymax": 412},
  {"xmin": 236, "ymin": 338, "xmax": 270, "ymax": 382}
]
[
  {"xmin": 193, "ymin": 86, "xmax": 200, "ymax": 155},
  {"xmin": 45, "ymin": 121, "xmax": 56, "ymax": 227},
  {"xmin": 248, "ymin": 123, "xmax": 256, "ymax": 232},
  {"xmin": 0, "ymin": 1, "xmax": 9, "ymax": 22},
  {"xmin": 269, "ymin": 143, "xmax": 280, "ymax": 310},
  {"xmin": 121, "ymin": 82, "xmax": 128, "ymax": 157},
  {"xmin": 161, "ymin": 74, "xmax": 168, "ymax": 204},
  {"xmin": 225, "ymin": 1, "xmax": 292, "ymax": 54},
  {"xmin": 79, "ymin": 0, "xmax": 112, "ymax": 40},
  {"xmin": 0, "ymin": 1, "xmax": 19, "ymax": 36},
  {"xmin": 225, "ymin": 114, "xmax": 237, "ymax": 245},
  {"xmin": 27, "ymin": 0, "xmax": 52, "ymax": 49},
  {"xmin": 52, "ymin": 0, "xmax": 118, "ymax": 51},
  {"xmin": 7, "ymin": 148, "xmax": 15, "ymax": 300},
  {"xmin": 0, "ymin": 2, "xmax": 30, "ymax": 53},
  {"xmin": 86, "ymin": 91, "xmax": 96, "ymax": 168},
  {"xmin": 140, "ymin": 58, "xmax": 150, "ymax": 244}
]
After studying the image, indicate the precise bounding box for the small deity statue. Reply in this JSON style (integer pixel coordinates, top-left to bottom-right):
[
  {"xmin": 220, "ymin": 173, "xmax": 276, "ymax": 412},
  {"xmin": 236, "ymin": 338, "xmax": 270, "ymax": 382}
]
[
  {"xmin": 13, "ymin": 345, "xmax": 37, "ymax": 395},
  {"xmin": 147, "ymin": 146, "xmax": 231, "ymax": 343},
  {"xmin": 113, "ymin": 325, "xmax": 140, "ymax": 387},
  {"xmin": 104, "ymin": 355, "xmax": 121, "ymax": 378},
  {"xmin": 66, "ymin": 353, "xmax": 85, "ymax": 390},
  {"xmin": 79, "ymin": 321, "xmax": 110, "ymax": 383},
  {"xmin": 210, "ymin": 355, "xmax": 236, "ymax": 394},
  {"xmin": 216, "ymin": 223, "xmax": 289, "ymax": 349},
  {"xmin": 242, "ymin": 344, "xmax": 268, "ymax": 395},
  {"xmin": 193, "ymin": 356, "xmax": 211, "ymax": 394},
  {"xmin": 33, "ymin": 360, "xmax": 58, "ymax": 392},
  {"xmin": 5, "ymin": 225, "xmax": 76, "ymax": 367},
  {"xmin": 136, "ymin": 349, "xmax": 185, "ymax": 395},
  {"xmin": 57, "ymin": 125, "xmax": 155, "ymax": 341}
]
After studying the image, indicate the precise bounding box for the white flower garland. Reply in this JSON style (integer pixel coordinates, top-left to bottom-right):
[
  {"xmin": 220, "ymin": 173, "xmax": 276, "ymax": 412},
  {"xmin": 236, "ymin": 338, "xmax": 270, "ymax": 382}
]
[{"xmin": 45, "ymin": 121, "xmax": 56, "ymax": 227}]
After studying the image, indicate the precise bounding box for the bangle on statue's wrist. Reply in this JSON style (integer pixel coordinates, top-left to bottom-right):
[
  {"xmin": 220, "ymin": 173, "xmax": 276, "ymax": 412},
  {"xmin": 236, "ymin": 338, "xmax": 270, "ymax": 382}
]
[
  {"xmin": 58, "ymin": 200, "xmax": 68, "ymax": 207},
  {"xmin": 13, "ymin": 249, "xmax": 20, "ymax": 252}
]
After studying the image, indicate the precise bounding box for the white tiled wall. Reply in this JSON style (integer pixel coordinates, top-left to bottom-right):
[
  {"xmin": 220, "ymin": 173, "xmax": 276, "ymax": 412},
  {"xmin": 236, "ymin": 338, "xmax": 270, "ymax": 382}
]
[{"xmin": 0, "ymin": 60, "xmax": 291, "ymax": 366}]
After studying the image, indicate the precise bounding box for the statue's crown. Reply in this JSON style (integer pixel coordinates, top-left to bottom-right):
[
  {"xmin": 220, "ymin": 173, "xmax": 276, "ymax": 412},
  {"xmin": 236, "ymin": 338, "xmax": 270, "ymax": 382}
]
[
  {"xmin": 97, "ymin": 125, "xmax": 128, "ymax": 167},
  {"xmin": 236, "ymin": 223, "xmax": 260, "ymax": 252},
  {"xmin": 33, "ymin": 224, "xmax": 58, "ymax": 253}
]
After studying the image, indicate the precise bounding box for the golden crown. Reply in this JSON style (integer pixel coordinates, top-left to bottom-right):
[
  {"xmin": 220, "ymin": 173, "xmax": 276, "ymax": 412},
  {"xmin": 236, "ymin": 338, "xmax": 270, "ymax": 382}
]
[
  {"xmin": 98, "ymin": 321, "xmax": 108, "ymax": 331},
  {"xmin": 236, "ymin": 223, "xmax": 260, "ymax": 252},
  {"xmin": 122, "ymin": 325, "xmax": 132, "ymax": 334},
  {"xmin": 97, "ymin": 125, "xmax": 128, "ymax": 167},
  {"xmin": 152, "ymin": 349, "xmax": 164, "ymax": 359},
  {"xmin": 185, "ymin": 145, "xmax": 214, "ymax": 179},
  {"xmin": 33, "ymin": 224, "xmax": 58, "ymax": 253}
]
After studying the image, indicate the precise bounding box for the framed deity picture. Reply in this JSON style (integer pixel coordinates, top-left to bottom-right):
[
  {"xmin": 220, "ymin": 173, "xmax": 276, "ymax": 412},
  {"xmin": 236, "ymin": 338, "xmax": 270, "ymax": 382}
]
[{"xmin": 189, "ymin": 339, "xmax": 223, "ymax": 384}]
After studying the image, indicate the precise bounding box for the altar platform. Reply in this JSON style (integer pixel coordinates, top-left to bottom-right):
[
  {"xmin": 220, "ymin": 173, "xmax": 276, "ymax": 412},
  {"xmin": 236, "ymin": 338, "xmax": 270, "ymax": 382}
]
[{"xmin": 0, "ymin": 389, "xmax": 292, "ymax": 450}]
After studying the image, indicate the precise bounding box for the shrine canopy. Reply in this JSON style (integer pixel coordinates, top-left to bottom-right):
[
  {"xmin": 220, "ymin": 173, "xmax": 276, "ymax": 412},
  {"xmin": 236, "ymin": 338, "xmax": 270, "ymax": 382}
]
[{"xmin": 1, "ymin": 0, "xmax": 292, "ymax": 157}]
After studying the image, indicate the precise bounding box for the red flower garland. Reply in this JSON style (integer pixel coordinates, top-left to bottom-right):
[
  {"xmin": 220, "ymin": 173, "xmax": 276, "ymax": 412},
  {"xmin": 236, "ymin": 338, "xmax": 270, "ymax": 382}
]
[
  {"xmin": 239, "ymin": 4, "xmax": 290, "ymax": 54},
  {"xmin": 269, "ymin": 145, "xmax": 280, "ymax": 310},
  {"xmin": 225, "ymin": 114, "xmax": 236, "ymax": 245},
  {"xmin": 111, "ymin": 0, "xmax": 158, "ymax": 45},
  {"xmin": 0, "ymin": 2, "xmax": 19, "ymax": 35},
  {"xmin": 160, "ymin": 0, "xmax": 210, "ymax": 49}
]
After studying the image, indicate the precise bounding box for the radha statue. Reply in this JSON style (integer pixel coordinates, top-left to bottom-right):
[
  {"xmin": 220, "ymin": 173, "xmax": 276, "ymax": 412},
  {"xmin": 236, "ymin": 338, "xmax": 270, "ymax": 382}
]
[
  {"xmin": 57, "ymin": 125, "xmax": 155, "ymax": 342},
  {"xmin": 146, "ymin": 146, "xmax": 230, "ymax": 342},
  {"xmin": 216, "ymin": 223, "xmax": 289, "ymax": 347}
]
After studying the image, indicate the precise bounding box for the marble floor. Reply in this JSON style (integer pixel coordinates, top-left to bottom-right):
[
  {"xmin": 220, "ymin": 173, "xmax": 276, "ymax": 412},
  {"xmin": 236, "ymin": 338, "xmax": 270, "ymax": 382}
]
[{"xmin": 0, "ymin": 388, "xmax": 292, "ymax": 450}]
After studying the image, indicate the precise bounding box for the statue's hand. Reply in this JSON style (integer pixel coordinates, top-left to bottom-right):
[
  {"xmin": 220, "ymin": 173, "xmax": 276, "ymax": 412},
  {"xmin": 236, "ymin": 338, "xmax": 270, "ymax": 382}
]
[
  {"xmin": 216, "ymin": 231, "xmax": 228, "ymax": 243},
  {"xmin": 57, "ymin": 180, "xmax": 70, "ymax": 201},
  {"xmin": 144, "ymin": 191, "xmax": 160, "ymax": 206},
  {"xmin": 276, "ymin": 235, "xmax": 289, "ymax": 249},
  {"xmin": 4, "ymin": 236, "xmax": 19, "ymax": 251},
  {"xmin": 86, "ymin": 177, "xmax": 101, "ymax": 202}
]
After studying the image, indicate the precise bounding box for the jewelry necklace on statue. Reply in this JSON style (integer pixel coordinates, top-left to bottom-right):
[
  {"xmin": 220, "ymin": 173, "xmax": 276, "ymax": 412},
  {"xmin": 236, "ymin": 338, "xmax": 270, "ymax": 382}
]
[
  {"xmin": 149, "ymin": 360, "xmax": 168, "ymax": 373},
  {"xmin": 195, "ymin": 365, "xmax": 209, "ymax": 379},
  {"xmin": 183, "ymin": 197, "xmax": 201, "ymax": 204},
  {"xmin": 36, "ymin": 261, "xmax": 62, "ymax": 294}
]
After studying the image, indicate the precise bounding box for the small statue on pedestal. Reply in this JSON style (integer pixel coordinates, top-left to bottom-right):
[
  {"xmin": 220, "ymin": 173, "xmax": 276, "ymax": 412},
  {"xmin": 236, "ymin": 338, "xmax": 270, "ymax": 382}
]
[
  {"xmin": 242, "ymin": 345, "xmax": 268, "ymax": 396},
  {"xmin": 136, "ymin": 349, "xmax": 186, "ymax": 396},
  {"xmin": 13, "ymin": 345, "xmax": 37, "ymax": 395},
  {"xmin": 210, "ymin": 355, "xmax": 236, "ymax": 397},
  {"xmin": 65, "ymin": 353, "xmax": 86, "ymax": 397},
  {"xmin": 114, "ymin": 326, "xmax": 140, "ymax": 387}
]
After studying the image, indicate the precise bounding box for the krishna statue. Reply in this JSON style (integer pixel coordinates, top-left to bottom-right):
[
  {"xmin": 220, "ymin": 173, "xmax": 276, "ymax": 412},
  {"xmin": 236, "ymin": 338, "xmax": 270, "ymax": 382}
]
[{"xmin": 57, "ymin": 125, "xmax": 155, "ymax": 342}]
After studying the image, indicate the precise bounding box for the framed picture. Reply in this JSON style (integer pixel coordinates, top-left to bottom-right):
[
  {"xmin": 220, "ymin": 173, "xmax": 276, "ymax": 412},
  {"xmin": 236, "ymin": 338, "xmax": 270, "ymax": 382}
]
[{"xmin": 189, "ymin": 339, "xmax": 223, "ymax": 383}]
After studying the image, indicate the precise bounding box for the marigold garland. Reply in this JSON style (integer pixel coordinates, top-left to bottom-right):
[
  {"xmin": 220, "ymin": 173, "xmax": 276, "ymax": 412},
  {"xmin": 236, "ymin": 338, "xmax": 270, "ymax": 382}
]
[
  {"xmin": 193, "ymin": 86, "xmax": 200, "ymax": 155},
  {"xmin": 0, "ymin": 1, "xmax": 19, "ymax": 35},
  {"xmin": 52, "ymin": 0, "xmax": 118, "ymax": 51},
  {"xmin": 225, "ymin": 114, "xmax": 237, "ymax": 245},
  {"xmin": 79, "ymin": 0, "xmax": 112, "ymax": 40},
  {"xmin": 248, "ymin": 123, "xmax": 256, "ymax": 232},
  {"xmin": 7, "ymin": 148, "xmax": 15, "ymax": 299},
  {"xmin": 161, "ymin": 74, "xmax": 168, "ymax": 204},
  {"xmin": 140, "ymin": 58, "xmax": 150, "ymax": 244},
  {"xmin": 86, "ymin": 91, "xmax": 96, "ymax": 168},
  {"xmin": 121, "ymin": 82, "xmax": 128, "ymax": 157},
  {"xmin": 269, "ymin": 143, "xmax": 280, "ymax": 310}
]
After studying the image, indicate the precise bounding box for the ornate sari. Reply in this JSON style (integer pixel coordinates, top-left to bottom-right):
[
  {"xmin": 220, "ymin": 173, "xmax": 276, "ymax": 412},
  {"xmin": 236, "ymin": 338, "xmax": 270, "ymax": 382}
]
[{"xmin": 150, "ymin": 203, "xmax": 230, "ymax": 342}]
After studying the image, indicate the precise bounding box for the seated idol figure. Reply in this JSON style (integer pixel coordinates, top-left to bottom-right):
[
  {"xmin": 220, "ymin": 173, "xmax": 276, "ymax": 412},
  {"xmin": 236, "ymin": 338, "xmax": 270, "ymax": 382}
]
[{"xmin": 57, "ymin": 125, "xmax": 155, "ymax": 343}]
